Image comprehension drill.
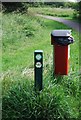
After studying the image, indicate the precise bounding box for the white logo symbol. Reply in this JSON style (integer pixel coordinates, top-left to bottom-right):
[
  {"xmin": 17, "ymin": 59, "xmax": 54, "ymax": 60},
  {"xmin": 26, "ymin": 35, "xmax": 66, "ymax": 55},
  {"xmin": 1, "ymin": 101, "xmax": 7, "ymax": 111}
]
[{"xmin": 36, "ymin": 62, "xmax": 42, "ymax": 68}]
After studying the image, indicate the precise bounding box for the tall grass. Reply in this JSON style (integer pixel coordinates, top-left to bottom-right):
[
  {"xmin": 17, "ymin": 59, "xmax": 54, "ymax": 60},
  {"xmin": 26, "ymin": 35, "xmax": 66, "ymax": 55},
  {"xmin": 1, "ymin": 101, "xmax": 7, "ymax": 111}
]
[
  {"xmin": 2, "ymin": 11, "xmax": 80, "ymax": 119},
  {"xmin": 2, "ymin": 70, "xmax": 79, "ymax": 120},
  {"xmin": 2, "ymin": 68, "xmax": 79, "ymax": 119}
]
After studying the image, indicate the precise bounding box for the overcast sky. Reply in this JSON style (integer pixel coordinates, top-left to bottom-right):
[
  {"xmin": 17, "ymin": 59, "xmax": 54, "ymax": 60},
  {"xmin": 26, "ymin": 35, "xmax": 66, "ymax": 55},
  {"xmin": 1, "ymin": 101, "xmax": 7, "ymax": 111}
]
[{"xmin": 69, "ymin": 0, "xmax": 76, "ymax": 1}]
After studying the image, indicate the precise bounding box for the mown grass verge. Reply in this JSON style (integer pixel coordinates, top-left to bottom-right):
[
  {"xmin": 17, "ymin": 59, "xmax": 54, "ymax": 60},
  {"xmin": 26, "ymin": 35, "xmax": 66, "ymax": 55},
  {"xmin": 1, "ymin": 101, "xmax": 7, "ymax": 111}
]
[
  {"xmin": 2, "ymin": 12, "xmax": 80, "ymax": 120},
  {"xmin": 29, "ymin": 7, "xmax": 74, "ymax": 20}
]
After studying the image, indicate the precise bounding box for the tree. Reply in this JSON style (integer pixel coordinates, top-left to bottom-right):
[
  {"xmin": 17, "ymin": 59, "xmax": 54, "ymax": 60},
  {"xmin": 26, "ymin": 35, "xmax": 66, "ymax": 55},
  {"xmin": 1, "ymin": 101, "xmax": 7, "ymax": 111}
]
[
  {"xmin": 72, "ymin": 2, "xmax": 79, "ymax": 19},
  {"xmin": 79, "ymin": 1, "xmax": 81, "ymax": 19},
  {"xmin": 2, "ymin": 2, "xmax": 28, "ymax": 13}
]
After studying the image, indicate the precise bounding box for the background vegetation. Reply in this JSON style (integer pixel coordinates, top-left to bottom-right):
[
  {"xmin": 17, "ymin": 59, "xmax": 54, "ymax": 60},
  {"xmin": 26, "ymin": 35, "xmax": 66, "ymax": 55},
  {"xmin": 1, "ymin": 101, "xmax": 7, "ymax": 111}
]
[
  {"xmin": 2, "ymin": 1, "xmax": 81, "ymax": 21},
  {"xmin": 2, "ymin": 2, "xmax": 80, "ymax": 120},
  {"xmin": 2, "ymin": 2, "xmax": 28, "ymax": 13}
]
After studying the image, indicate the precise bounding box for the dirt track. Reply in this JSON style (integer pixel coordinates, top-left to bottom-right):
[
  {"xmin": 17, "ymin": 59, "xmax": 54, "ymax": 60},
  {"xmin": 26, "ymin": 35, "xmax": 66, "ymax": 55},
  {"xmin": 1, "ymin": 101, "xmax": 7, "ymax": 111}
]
[{"xmin": 36, "ymin": 14, "xmax": 81, "ymax": 33}]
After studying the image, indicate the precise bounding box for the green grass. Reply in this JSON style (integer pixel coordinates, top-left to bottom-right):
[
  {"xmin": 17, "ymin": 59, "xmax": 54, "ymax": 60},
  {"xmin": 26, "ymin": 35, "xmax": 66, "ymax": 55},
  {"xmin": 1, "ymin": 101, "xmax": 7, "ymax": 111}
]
[
  {"xmin": 2, "ymin": 76, "xmax": 79, "ymax": 120},
  {"xmin": 29, "ymin": 7, "xmax": 74, "ymax": 20},
  {"xmin": 3, "ymin": 12, "xmax": 76, "ymax": 71},
  {"xmin": 2, "ymin": 11, "xmax": 80, "ymax": 120}
]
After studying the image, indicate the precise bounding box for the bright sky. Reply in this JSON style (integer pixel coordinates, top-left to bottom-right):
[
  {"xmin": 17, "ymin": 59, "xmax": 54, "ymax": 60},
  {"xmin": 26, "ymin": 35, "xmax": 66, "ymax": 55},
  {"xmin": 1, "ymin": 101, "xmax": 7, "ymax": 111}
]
[
  {"xmin": 44, "ymin": 0, "xmax": 79, "ymax": 2},
  {"xmin": 68, "ymin": 0, "xmax": 80, "ymax": 2},
  {"xmin": 68, "ymin": 0, "xmax": 77, "ymax": 2}
]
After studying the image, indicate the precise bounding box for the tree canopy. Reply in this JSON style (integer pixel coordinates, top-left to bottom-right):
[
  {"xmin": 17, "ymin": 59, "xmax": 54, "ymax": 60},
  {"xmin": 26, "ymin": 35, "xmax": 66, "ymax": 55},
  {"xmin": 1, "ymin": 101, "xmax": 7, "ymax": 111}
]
[{"xmin": 2, "ymin": 2, "xmax": 28, "ymax": 13}]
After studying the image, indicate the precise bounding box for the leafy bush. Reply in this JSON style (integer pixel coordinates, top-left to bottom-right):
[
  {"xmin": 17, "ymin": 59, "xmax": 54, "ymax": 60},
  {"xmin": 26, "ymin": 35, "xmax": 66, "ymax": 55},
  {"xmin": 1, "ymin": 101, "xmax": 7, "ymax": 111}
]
[
  {"xmin": 2, "ymin": 2, "xmax": 28, "ymax": 13},
  {"xmin": 79, "ymin": 1, "xmax": 81, "ymax": 20}
]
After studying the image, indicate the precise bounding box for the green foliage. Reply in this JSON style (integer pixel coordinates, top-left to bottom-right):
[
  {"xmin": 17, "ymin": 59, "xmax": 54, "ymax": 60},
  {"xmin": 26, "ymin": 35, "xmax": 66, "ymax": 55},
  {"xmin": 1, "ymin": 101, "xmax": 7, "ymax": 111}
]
[
  {"xmin": 29, "ymin": 2, "xmax": 79, "ymax": 9},
  {"xmin": 29, "ymin": 7, "xmax": 74, "ymax": 19},
  {"xmin": 3, "ymin": 12, "xmax": 72, "ymax": 71},
  {"xmin": 2, "ymin": 72, "xmax": 79, "ymax": 120},
  {"xmin": 2, "ymin": 9, "xmax": 80, "ymax": 120},
  {"xmin": 72, "ymin": 2, "xmax": 81, "ymax": 21},
  {"xmin": 2, "ymin": 2, "xmax": 28, "ymax": 13},
  {"xmin": 79, "ymin": 1, "xmax": 81, "ymax": 19}
]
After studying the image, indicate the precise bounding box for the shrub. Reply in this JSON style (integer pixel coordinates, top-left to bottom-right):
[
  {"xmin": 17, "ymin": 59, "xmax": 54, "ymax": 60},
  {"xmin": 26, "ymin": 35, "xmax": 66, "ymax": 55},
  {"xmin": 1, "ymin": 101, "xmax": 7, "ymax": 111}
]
[{"xmin": 2, "ymin": 2, "xmax": 28, "ymax": 13}]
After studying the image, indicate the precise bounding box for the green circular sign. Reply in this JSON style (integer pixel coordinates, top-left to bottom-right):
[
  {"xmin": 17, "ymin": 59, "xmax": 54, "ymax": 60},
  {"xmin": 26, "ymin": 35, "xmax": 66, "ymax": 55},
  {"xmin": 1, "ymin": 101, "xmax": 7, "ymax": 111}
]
[{"xmin": 36, "ymin": 54, "xmax": 42, "ymax": 60}]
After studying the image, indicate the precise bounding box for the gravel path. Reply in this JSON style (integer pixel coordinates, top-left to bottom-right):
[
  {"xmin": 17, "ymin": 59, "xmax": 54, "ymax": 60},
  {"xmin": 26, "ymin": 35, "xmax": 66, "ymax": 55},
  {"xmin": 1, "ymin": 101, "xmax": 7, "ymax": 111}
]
[{"xmin": 36, "ymin": 14, "xmax": 81, "ymax": 32}]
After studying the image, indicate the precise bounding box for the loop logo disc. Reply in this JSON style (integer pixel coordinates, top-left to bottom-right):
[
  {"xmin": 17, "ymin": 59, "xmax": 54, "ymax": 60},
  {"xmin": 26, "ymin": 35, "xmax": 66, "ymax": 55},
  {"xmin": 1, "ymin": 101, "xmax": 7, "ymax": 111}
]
[{"xmin": 36, "ymin": 62, "xmax": 42, "ymax": 68}]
